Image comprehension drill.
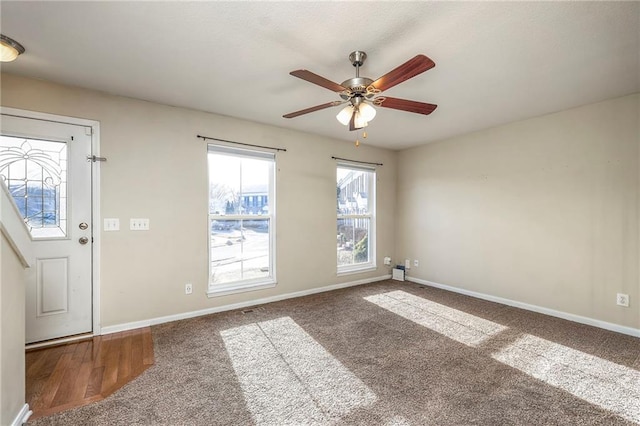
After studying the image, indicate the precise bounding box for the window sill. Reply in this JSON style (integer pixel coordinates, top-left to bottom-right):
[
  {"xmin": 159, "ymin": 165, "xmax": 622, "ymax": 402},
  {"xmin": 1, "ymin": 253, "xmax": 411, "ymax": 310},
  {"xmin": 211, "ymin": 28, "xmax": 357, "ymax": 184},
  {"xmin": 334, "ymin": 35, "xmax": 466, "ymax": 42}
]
[
  {"xmin": 207, "ymin": 280, "xmax": 276, "ymax": 298},
  {"xmin": 337, "ymin": 264, "xmax": 377, "ymax": 277}
]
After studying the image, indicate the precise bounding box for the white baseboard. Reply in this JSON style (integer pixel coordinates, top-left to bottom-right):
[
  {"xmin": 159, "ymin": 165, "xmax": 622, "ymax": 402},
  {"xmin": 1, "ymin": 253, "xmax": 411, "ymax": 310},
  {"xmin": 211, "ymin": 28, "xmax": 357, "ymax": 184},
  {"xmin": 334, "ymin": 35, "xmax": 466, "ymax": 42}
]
[
  {"xmin": 11, "ymin": 404, "xmax": 32, "ymax": 426},
  {"xmin": 406, "ymin": 276, "xmax": 640, "ymax": 338},
  {"xmin": 101, "ymin": 275, "xmax": 391, "ymax": 335}
]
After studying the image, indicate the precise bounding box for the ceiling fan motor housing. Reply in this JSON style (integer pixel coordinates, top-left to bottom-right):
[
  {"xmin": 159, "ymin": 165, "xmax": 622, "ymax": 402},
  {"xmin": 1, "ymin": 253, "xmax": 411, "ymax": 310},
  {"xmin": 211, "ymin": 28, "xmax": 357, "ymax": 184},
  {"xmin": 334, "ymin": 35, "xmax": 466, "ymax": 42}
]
[{"xmin": 340, "ymin": 77, "xmax": 375, "ymax": 100}]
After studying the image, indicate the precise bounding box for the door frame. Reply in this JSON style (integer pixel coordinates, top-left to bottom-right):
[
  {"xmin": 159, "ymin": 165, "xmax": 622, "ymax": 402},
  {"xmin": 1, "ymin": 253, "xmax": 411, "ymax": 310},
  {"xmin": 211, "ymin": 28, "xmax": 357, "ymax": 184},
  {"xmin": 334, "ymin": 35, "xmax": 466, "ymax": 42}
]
[{"xmin": 1, "ymin": 106, "xmax": 102, "ymax": 338}]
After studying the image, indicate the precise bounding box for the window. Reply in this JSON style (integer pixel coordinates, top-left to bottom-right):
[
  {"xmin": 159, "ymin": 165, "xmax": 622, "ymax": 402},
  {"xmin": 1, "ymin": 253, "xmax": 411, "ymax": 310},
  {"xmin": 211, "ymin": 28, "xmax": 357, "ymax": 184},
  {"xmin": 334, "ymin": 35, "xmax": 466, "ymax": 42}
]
[
  {"xmin": 337, "ymin": 164, "xmax": 376, "ymax": 273},
  {"xmin": 208, "ymin": 145, "xmax": 275, "ymax": 296},
  {"xmin": 0, "ymin": 136, "xmax": 68, "ymax": 238}
]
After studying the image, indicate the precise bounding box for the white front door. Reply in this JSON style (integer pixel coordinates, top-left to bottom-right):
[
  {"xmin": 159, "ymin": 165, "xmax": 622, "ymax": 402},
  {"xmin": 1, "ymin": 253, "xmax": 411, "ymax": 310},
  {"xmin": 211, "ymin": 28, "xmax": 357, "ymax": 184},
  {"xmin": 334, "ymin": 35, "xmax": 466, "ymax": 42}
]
[{"xmin": 0, "ymin": 114, "xmax": 93, "ymax": 344}]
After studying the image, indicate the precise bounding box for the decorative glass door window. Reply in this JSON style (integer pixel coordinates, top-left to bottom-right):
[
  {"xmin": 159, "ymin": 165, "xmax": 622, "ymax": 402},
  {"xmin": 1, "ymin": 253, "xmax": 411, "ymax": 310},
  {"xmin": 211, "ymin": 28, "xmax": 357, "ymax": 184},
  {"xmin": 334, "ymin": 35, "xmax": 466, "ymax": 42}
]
[{"xmin": 0, "ymin": 136, "xmax": 68, "ymax": 238}]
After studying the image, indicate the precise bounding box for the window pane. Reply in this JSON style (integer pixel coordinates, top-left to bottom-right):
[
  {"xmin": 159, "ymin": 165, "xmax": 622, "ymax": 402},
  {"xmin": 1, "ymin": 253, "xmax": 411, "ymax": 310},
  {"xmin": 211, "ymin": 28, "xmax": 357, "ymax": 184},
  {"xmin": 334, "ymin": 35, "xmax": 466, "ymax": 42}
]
[
  {"xmin": 337, "ymin": 217, "xmax": 370, "ymax": 266},
  {"xmin": 211, "ymin": 219, "xmax": 243, "ymax": 284},
  {"xmin": 0, "ymin": 136, "xmax": 67, "ymax": 238},
  {"xmin": 241, "ymin": 219, "xmax": 270, "ymax": 279},
  {"xmin": 210, "ymin": 219, "xmax": 271, "ymax": 285},
  {"xmin": 337, "ymin": 217, "xmax": 354, "ymax": 266},
  {"xmin": 337, "ymin": 168, "xmax": 370, "ymax": 215},
  {"xmin": 241, "ymin": 158, "xmax": 270, "ymax": 215},
  {"xmin": 209, "ymin": 154, "xmax": 241, "ymax": 215},
  {"xmin": 209, "ymin": 154, "xmax": 272, "ymax": 216}
]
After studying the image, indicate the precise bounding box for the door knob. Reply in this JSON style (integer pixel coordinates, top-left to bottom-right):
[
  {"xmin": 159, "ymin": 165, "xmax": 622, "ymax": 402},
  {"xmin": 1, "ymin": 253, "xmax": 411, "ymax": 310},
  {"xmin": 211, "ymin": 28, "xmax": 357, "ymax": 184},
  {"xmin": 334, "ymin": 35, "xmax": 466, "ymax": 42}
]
[{"xmin": 79, "ymin": 236, "xmax": 89, "ymax": 245}]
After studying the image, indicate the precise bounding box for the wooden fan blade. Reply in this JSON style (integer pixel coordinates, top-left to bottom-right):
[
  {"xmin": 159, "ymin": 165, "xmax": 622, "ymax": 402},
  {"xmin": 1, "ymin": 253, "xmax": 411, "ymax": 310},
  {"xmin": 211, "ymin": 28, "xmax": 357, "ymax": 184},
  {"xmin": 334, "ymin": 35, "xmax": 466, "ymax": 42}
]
[
  {"xmin": 375, "ymin": 97, "xmax": 437, "ymax": 115},
  {"xmin": 290, "ymin": 70, "xmax": 348, "ymax": 92},
  {"xmin": 370, "ymin": 55, "xmax": 435, "ymax": 92},
  {"xmin": 283, "ymin": 101, "xmax": 343, "ymax": 119}
]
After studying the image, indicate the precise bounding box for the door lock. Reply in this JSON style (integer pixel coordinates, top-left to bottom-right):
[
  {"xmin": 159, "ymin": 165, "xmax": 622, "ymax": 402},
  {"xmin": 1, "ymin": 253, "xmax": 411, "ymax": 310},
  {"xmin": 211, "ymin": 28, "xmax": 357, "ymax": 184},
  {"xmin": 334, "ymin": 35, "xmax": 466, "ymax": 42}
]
[
  {"xmin": 79, "ymin": 236, "xmax": 89, "ymax": 245},
  {"xmin": 79, "ymin": 222, "xmax": 88, "ymax": 230}
]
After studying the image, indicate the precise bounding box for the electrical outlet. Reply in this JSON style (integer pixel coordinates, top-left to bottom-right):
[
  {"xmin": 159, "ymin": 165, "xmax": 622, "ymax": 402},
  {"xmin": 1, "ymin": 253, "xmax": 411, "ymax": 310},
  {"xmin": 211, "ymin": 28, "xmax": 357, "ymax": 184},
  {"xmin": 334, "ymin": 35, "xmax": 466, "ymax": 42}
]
[
  {"xmin": 185, "ymin": 283, "xmax": 193, "ymax": 295},
  {"xmin": 414, "ymin": 259, "xmax": 419, "ymax": 267},
  {"xmin": 405, "ymin": 259, "xmax": 411, "ymax": 269},
  {"xmin": 616, "ymin": 293, "xmax": 629, "ymax": 307}
]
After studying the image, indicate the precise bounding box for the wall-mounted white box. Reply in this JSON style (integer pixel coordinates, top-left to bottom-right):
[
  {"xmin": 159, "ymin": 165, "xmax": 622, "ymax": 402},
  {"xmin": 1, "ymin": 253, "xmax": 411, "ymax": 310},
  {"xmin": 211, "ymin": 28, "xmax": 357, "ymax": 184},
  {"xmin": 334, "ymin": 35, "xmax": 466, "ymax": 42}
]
[{"xmin": 392, "ymin": 268, "xmax": 405, "ymax": 281}]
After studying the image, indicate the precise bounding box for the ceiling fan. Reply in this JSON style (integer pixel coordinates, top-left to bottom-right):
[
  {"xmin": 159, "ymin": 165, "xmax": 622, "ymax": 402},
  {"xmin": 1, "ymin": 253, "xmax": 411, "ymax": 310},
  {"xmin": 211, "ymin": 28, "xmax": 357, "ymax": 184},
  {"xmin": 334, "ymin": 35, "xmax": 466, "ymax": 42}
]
[{"xmin": 283, "ymin": 51, "xmax": 437, "ymax": 132}]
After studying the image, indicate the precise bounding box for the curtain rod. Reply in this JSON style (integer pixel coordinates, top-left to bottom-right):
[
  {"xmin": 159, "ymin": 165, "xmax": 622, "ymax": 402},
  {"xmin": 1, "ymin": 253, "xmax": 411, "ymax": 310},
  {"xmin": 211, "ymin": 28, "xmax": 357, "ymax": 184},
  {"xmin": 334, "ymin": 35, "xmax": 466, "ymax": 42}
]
[
  {"xmin": 197, "ymin": 135, "xmax": 287, "ymax": 152},
  {"xmin": 331, "ymin": 156, "xmax": 383, "ymax": 166}
]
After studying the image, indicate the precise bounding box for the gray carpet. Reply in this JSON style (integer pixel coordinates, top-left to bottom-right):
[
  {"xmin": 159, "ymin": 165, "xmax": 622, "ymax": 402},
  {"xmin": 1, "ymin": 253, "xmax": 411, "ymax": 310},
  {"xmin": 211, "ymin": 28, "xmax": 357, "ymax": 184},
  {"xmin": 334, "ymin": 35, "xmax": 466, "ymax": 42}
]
[{"xmin": 31, "ymin": 280, "xmax": 640, "ymax": 425}]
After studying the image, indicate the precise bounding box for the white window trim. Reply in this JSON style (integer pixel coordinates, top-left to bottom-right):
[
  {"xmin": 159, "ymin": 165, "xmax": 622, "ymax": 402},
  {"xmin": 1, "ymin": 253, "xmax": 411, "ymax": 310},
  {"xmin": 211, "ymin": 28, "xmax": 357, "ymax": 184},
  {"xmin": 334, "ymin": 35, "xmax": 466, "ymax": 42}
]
[
  {"xmin": 337, "ymin": 264, "xmax": 377, "ymax": 277},
  {"xmin": 207, "ymin": 144, "xmax": 277, "ymax": 297},
  {"xmin": 337, "ymin": 164, "xmax": 376, "ymax": 274},
  {"xmin": 207, "ymin": 279, "xmax": 276, "ymax": 298}
]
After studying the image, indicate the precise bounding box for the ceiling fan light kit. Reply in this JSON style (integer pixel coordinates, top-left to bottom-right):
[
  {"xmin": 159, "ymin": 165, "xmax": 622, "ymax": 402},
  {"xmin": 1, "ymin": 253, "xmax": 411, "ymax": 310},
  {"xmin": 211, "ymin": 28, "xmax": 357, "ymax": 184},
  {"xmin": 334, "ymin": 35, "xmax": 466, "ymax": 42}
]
[
  {"xmin": 358, "ymin": 102, "xmax": 377, "ymax": 122},
  {"xmin": 336, "ymin": 105, "xmax": 354, "ymax": 125},
  {"xmin": 283, "ymin": 50, "xmax": 437, "ymax": 146}
]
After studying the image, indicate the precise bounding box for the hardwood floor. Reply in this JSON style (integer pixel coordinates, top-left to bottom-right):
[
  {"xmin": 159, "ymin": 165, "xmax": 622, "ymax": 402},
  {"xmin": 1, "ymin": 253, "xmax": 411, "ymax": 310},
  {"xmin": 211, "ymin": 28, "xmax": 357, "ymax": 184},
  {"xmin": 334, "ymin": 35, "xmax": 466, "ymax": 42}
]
[{"xmin": 26, "ymin": 327, "xmax": 154, "ymax": 420}]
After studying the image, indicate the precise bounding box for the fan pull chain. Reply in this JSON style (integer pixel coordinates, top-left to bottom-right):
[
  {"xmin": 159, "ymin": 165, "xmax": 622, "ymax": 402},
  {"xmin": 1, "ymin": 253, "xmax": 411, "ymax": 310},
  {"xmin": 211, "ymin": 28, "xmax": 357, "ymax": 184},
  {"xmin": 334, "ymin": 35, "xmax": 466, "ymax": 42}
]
[{"xmin": 354, "ymin": 129, "xmax": 368, "ymax": 147}]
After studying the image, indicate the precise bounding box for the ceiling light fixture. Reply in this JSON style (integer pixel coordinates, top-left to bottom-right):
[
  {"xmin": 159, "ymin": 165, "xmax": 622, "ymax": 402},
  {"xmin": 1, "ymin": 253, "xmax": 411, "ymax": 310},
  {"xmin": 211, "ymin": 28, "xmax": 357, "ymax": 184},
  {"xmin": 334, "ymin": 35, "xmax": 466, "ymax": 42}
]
[
  {"xmin": 336, "ymin": 105, "xmax": 354, "ymax": 125},
  {"xmin": 336, "ymin": 100, "xmax": 376, "ymax": 129},
  {"xmin": 0, "ymin": 34, "xmax": 25, "ymax": 62}
]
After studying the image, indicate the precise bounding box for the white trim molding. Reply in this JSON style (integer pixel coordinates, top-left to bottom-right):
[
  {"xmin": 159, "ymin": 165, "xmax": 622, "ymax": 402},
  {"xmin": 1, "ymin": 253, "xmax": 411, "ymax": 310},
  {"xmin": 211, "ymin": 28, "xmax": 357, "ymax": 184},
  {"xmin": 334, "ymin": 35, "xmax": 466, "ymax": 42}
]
[
  {"xmin": 207, "ymin": 281, "xmax": 276, "ymax": 298},
  {"xmin": 90, "ymin": 120, "xmax": 102, "ymax": 337},
  {"xmin": 11, "ymin": 403, "xmax": 32, "ymax": 426},
  {"xmin": 102, "ymin": 274, "xmax": 391, "ymax": 335},
  {"xmin": 337, "ymin": 265, "xmax": 377, "ymax": 277},
  {"xmin": 406, "ymin": 276, "xmax": 640, "ymax": 338}
]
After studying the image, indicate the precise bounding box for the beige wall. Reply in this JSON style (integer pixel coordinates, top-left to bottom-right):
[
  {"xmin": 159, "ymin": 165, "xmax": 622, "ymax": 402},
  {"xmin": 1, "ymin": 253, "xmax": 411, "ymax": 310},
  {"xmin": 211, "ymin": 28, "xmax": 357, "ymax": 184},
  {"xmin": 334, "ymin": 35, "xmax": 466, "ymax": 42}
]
[
  {"xmin": 0, "ymin": 73, "xmax": 397, "ymax": 328},
  {"xmin": 1, "ymin": 235, "xmax": 27, "ymax": 425},
  {"xmin": 2, "ymin": 71, "xmax": 637, "ymax": 334},
  {"xmin": 398, "ymin": 94, "xmax": 640, "ymax": 329}
]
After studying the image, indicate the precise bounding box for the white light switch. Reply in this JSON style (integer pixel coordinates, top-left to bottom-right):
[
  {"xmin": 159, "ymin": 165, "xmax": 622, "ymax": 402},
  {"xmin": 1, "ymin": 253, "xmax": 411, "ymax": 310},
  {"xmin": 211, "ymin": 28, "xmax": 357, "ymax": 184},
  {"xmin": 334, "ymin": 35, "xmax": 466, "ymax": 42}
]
[
  {"xmin": 104, "ymin": 218, "xmax": 120, "ymax": 231},
  {"xmin": 130, "ymin": 218, "xmax": 150, "ymax": 231}
]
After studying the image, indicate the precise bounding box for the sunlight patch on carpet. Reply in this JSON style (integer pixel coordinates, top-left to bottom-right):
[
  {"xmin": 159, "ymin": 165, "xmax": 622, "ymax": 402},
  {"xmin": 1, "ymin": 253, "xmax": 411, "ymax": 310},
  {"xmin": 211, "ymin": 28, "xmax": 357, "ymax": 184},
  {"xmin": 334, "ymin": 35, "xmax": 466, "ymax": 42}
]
[
  {"xmin": 221, "ymin": 316, "xmax": 376, "ymax": 425},
  {"xmin": 384, "ymin": 415, "xmax": 411, "ymax": 425},
  {"xmin": 364, "ymin": 290, "xmax": 507, "ymax": 347},
  {"xmin": 492, "ymin": 334, "xmax": 640, "ymax": 424}
]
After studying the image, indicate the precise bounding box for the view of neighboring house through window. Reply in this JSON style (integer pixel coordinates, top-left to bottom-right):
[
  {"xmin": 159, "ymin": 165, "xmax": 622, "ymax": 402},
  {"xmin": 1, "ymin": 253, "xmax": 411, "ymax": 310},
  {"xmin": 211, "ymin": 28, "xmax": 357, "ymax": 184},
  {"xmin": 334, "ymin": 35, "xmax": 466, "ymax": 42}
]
[
  {"xmin": 208, "ymin": 145, "xmax": 275, "ymax": 296},
  {"xmin": 337, "ymin": 164, "xmax": 376, "ymax": 273}
]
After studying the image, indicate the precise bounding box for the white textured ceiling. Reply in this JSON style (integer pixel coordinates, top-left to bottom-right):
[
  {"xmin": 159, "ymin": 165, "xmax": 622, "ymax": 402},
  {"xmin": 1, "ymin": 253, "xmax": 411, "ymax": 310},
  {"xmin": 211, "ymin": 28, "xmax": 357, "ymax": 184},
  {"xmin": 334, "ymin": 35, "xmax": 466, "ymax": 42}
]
[{"xmin": 1, "ymin": 2, "xmax": 638, "ymax": 150}]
